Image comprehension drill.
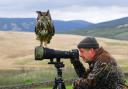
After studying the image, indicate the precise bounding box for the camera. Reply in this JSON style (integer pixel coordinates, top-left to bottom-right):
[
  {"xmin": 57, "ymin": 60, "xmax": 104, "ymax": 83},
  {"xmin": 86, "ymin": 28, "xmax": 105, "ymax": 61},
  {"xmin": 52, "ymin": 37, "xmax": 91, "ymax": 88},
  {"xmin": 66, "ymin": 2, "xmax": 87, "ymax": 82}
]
[
  {"xmin": 35, "ymin": 46, "xmax": 79, "ymax": 60},
  {"xmin": 34, "ymin": 46, "xmax": 79, "ymax": 89}
]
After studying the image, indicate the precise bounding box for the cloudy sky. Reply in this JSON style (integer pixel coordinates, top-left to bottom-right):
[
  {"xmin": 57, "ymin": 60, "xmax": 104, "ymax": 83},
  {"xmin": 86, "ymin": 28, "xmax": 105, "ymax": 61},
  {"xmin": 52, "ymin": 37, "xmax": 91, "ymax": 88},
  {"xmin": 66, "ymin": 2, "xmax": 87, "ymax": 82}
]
[{"xmin": 1, "ymin": 0, "xmax": 128, "ymax": 23}]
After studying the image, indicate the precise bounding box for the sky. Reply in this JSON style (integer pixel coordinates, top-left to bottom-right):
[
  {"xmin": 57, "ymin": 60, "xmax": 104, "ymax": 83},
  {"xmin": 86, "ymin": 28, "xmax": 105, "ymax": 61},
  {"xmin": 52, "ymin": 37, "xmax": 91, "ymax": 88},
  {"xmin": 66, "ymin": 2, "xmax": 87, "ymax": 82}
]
[{"xmin": 1, "ymin": 0, "xmax": 128, "ymax": 23}]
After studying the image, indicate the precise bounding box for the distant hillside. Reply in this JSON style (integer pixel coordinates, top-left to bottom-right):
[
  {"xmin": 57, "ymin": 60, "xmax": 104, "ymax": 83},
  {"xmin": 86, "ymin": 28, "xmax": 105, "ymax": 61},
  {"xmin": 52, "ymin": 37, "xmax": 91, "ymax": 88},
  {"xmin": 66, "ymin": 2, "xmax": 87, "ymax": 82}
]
[
  {"xmin": 86, "ymin": 17, "xmax": 128, "ymax": 29},
  {"xmin": 0, "ymin": 17, "xmax": 128, "ymax": 40},
  {"xmin": 0, "ymin": 18, "xmax": 35, "ymax": 32},
  {"xmin": 67, "ymin": 17, "xmax": 128, "ymax": 40},
  {"xmin": 53, "ymin": 20, "xmax": 94, "ymax": 32},
  {"xmin": 0, "ymin": 18, "xmax": 94, "ymax": 32}
]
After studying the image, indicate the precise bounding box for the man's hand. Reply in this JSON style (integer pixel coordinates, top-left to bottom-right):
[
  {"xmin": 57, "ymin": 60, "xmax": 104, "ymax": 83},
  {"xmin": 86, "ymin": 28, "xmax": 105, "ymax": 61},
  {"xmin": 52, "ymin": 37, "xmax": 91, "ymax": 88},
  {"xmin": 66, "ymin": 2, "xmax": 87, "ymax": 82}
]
[{"xmin": 73, "ymin": 78, "xmax": 89, "ymax": 89}]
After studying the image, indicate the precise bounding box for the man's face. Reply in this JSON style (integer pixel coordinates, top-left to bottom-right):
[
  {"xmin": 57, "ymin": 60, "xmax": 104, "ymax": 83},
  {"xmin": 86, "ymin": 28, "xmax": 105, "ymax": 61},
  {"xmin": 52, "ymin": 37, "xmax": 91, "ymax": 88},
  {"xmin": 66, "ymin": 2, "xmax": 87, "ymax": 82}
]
[{"xmin": 79, "ymin": 48, "xmax": 95, "ymax": 63}]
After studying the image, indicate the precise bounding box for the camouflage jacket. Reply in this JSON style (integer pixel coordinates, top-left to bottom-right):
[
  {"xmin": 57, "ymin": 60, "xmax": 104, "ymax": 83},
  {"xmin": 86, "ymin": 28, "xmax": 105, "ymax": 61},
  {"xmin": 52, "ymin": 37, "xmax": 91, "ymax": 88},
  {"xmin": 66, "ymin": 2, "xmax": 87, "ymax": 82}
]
[{"xmin": 71, "ymin": 47, "xmax": 126, "ymax": 89}]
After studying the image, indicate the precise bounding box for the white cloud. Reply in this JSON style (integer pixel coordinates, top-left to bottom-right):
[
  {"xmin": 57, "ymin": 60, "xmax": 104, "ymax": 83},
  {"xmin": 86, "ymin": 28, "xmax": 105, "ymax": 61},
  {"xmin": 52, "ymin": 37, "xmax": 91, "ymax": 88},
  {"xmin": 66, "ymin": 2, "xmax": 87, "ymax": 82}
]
[
  {"xmin": 51, "ymin": 6, "xmax": 128, "ymax": 23},
  {"xmin": 0, "ymin": 0, "xmax": 128, "ymax": 23}
]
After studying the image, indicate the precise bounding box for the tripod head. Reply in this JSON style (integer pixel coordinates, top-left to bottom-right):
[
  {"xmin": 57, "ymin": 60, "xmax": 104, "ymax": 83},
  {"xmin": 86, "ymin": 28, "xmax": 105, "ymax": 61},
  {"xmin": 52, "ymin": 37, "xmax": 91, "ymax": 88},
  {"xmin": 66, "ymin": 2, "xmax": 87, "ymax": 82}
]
[
  {"xmin": 48, "ymin": 58, "xmax": 64, "ymax": 67},
  {"xmin": 48, "ymin": 58, "xmax": 64, "ymax": 77}
]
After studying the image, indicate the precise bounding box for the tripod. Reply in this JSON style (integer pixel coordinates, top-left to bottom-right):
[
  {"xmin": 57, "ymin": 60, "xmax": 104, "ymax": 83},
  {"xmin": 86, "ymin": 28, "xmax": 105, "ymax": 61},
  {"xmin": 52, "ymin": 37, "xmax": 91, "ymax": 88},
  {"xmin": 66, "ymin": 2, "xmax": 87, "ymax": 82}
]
[{"xmin": 48, "ymin": 58, "xmax": 66, "ymax": 89}]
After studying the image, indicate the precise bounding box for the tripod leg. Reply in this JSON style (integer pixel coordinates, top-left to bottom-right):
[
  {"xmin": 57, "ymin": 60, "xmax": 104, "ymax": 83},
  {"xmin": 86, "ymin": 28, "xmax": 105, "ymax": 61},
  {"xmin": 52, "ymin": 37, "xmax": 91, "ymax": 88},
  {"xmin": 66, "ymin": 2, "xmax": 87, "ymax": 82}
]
[
  {"xmin": 62, "ymin": 82, "xmax": 66, "ymax": 89},
  {"xmin": 58, "ymin": 83, "xmax": 62, "ymax": 89},
  {"xmin": 53, "ymin": 78, "xmax": 58, "ymax": 89},
  {"xmin": 58, "ymin": 81, "xmax": 66, "ymax": 89}
]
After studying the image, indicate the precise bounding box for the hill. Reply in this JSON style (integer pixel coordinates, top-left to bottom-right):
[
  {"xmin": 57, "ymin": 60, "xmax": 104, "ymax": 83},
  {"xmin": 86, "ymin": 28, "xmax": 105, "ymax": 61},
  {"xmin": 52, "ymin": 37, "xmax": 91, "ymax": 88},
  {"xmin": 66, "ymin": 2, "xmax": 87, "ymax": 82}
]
[
  {"xmin": 0, "ymin": 17, "xmax": 128, "ymax": 40},
  {"xmin": 0, "ymin": 18, "xmax": 93, "ymax": 32},
  {"xmin": 0, "ymin": 18, "xmax": 35, "ymax": 32},
  {"xmin": 86, "ymin": 17, "xmax": 128, "ymax": 29},
  {"xmin": 68, "ymin": 17, "xmax": 128, "ymax": 40},
  {"xmin": 53, "ymin": 20, "xmax": 93, "ymax": 32}
]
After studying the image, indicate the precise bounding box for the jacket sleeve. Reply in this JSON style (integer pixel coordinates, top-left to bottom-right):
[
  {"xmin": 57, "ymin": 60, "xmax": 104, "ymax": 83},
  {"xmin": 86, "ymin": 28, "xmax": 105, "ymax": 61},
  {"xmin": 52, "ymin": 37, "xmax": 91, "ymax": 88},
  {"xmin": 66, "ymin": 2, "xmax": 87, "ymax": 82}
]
[
  {"xmin": 71, "ymin": 59, "xmax": 87, "ymax": 78},
  {"xmin": 73, "ymin": 61, "xmax": 109, "ymax": 88}
]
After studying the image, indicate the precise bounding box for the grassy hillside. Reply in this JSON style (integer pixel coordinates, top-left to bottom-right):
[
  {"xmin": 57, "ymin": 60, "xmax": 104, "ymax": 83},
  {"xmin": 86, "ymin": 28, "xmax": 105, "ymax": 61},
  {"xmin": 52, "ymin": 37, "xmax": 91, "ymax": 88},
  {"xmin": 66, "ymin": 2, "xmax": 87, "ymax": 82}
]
[
  {"xmin": 86, "ymin": 17, "xmax": 128, "ymax": 29},
  {"xmin": 67, "ymin": 17, "xmax": 128, "ymax": 40},
  {"xmin": 0, "ymin": 31, "xmax": 128, "ymax": 86},
  {"xmin": 68, "ymin": 27, "xmax": 128, "ymax": 40}
]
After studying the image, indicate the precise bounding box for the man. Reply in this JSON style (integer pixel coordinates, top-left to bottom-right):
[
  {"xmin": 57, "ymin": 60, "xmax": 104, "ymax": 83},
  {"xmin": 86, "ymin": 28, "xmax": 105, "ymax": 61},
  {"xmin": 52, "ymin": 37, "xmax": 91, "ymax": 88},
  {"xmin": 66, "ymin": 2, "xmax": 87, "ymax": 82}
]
[{"xmin": 71, "ymin": 37, "xmax": 126, "ymax": 89}]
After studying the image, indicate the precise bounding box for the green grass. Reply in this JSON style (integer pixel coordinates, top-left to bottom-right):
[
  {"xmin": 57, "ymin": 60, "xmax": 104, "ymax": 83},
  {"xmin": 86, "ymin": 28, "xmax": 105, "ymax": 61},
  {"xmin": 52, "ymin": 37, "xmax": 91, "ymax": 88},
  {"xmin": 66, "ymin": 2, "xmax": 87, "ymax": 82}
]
[
  {"xmin": 116, "ymin": 59, "xmax": 128, "ymax": 72},
  {"xmin": 125, "ymin": 78, "xmax": 128, "ymax": 85},
  {"xmin": 0, "ymin": 60, "xmax": 77, "ymax": 86},
  {"xmin": 35, "ymin": 85, "xmax": 72, "ymax": 89},
  {"xmin": 36, "ymin": 78, "xmax": 128, "ymax": 89},
  {"xmin": 0, "ymin": 59, "xmax": 128, "ymax": 87}
]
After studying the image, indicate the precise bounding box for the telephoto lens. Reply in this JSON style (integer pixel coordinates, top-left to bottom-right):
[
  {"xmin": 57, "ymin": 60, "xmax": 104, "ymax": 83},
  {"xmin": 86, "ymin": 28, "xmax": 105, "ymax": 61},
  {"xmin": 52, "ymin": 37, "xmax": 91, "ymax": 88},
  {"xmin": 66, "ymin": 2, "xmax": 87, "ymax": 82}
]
[{"xmin": 35, "ymin": 46, "xmax": 79, "ymax": 60}]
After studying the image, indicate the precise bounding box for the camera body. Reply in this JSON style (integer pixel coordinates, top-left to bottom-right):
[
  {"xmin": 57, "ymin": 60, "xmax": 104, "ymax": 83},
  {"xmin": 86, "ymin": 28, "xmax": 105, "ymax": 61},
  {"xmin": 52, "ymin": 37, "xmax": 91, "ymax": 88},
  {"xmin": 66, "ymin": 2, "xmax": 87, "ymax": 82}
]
[{"xmin": 35, "ymin": 46, "xmax": 79, "ymax": 60}]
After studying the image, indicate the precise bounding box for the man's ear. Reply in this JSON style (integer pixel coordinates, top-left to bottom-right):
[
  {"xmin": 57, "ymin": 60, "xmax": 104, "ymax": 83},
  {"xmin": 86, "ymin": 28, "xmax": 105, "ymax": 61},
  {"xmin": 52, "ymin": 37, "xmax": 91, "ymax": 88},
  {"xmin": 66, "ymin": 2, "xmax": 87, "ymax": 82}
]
[{"xmin": 89, "ymin": 48, "xmax": 95, "ymax": 58}]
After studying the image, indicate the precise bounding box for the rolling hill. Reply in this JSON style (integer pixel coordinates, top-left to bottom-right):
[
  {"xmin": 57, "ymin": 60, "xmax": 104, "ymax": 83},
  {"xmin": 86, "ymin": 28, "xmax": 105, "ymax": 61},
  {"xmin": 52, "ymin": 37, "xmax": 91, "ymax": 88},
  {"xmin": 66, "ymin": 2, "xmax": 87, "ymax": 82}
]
[
  {"xmin": 85, "ymin": 17, "xmax": 128, "ymax": 29},
  {"xmin": 0, "ymin": 18, "xmax": 93, "ymax": 32},
  {"xmin": 0, "ymin": 17, "xmax": 128, "ymax": 40},
  {"xmin": 67, "ymin": 17, "xmax": 128, "ymax": 40},
  {"xmin": 0, "ymin": 18, "xmax": 35, "ymax": 32},
  {"xmin": 53, "ymin": 20, "xmax": 93, "ymax": 32}
]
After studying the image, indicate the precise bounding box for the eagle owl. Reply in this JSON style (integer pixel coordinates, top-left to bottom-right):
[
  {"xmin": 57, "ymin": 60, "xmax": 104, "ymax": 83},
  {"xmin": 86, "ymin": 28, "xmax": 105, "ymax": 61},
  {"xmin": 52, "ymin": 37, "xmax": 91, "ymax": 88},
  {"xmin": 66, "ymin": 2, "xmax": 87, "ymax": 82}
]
[{"xmin": 35, "ymin": 10, "xmax": 55, "ymax": 46}]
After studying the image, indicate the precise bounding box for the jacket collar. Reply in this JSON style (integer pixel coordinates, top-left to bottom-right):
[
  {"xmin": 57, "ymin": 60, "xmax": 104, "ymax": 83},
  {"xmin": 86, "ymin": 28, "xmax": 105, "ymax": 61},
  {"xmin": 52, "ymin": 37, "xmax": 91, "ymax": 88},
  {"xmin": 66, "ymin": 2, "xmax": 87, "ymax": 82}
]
[{"xmin": 88, "ymin": 47, "xmax": 104, "ymax": 65}]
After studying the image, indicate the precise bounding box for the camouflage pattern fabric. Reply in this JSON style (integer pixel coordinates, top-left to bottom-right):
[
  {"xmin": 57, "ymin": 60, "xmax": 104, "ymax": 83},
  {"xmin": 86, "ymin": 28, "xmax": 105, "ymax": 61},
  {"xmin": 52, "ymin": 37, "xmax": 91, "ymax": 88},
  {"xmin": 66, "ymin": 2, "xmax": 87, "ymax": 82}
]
[
  {"xmin": 35, "ymin": 10, "xmax": 55, "ymax": 46},
  {"xmin": 71, "ymin": 47, "xmax": 127, "ymax": 89}
]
